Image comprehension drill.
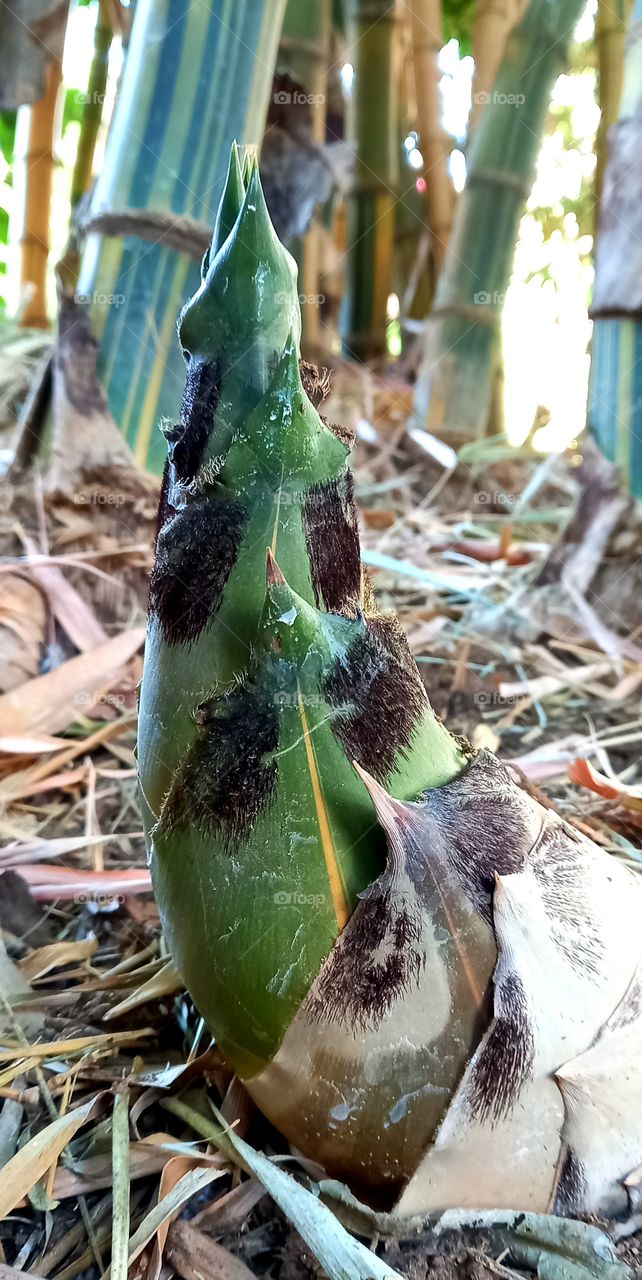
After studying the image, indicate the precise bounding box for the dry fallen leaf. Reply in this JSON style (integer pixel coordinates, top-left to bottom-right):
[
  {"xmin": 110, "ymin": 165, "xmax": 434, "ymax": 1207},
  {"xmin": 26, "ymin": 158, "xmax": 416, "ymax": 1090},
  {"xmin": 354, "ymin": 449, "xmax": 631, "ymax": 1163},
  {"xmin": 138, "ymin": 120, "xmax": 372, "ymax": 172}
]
[
  {"xmin": 0, "ymin": 574, "xmax": 46, "ymax": 694},
  {"xmin": 7, "ymin": 864, "xmax": 151, "ymax": 902},
  {"xmin": 569, "ymin": 757, "xmax": 642, "ymax": 812},
  {"xmin": 0, "ymin": 627, "xmax": 145, "ymax": 736},
  {"xmin": 167, "ymin": 1220, "xmax": 257, "ymax": 1280},
  {"xmin": 0, "ymin": 734, "xmax": 71, "ymax": 755},
  {"xmin": 104, "ymin": 960, "xmax": 181, "ymax": 1021},
  {"xmin": 16, "ymin": 530, "xmax": 108, "ymax": 653},
  {"xmin": 52, "ymin": 1134, "xmax": 179, "ymax": 1199},
  {"xmin": 20, "ymin": 935, "xmax": 98, "ymax": 981},
  {"xmin": 0, "ymin": 1093, "xmax": 105, "ymax": 1219}
]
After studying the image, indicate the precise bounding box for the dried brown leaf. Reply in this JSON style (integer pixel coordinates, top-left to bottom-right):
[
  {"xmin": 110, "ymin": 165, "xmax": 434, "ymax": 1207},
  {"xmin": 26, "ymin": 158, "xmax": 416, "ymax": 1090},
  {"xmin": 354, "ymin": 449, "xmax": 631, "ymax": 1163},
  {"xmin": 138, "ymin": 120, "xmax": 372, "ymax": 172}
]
[
  {"xmin": 0, "ymin": 1093, "xmax": 104, "ymax": 1218},
  {"xmin": 0, "ymin": 574, "xmax": 46, "ymax": 694},
  {"xmin": 167, "ymin": 1220, "xmax": 257, "ymax": 1280},
  {"xmin": 0, "ymin": 628, "xmax": 144, "ymax": 736}
]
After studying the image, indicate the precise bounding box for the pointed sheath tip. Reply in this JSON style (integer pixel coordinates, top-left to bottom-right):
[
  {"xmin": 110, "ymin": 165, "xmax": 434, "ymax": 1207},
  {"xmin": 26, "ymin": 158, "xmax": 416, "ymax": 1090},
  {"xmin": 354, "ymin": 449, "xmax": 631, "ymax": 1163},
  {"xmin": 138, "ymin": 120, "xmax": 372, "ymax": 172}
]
[
  {"xmin": 210, "ymin": 141, "xmax": 246, "ymax": 258},
  {"xmin": 266, "ymin": 547, "xmax": 286, "ymax": 588},
  {"xmin": 242, "ymin": 156, "xmax": 271, "ymax": 214},
  {"xmin": 242, "ymin": 146, "xmax": 259, "ymax": 183},
  {"xmin": 352, "ymin": 761, "xmax": 411, "ymax": 834}
]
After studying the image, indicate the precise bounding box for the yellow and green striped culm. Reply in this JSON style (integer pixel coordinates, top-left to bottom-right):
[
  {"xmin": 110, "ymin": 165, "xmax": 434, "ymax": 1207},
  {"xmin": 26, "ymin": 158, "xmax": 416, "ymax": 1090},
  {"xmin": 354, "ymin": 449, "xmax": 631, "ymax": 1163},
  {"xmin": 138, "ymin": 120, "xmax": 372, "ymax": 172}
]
[
  {"xmin": 78, "ymin": 0, "xmax": 286, "ymax": 473},
  {"xmin": 589, "ymin": 0, "xmax": 642, "ymax": 497}
]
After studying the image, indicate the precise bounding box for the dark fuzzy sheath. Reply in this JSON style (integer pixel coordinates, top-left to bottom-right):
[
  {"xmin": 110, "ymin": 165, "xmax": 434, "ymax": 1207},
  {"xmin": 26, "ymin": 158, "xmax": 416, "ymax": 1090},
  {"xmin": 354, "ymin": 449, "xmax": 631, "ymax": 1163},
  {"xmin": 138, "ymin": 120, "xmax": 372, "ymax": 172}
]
[
  {"xmin": 299, "ymin": 359, "xmax": 331, "ymax": 408},
  {"xmin": 553, "ymin": 1148, "xmax": 589, "ymax": 1215},
  {"xmin": 325, "ymin": 617, "xmax": 428, "ymax": 781},
  {"xmin": 467, "ymin": 972, "xmax": 534, "ymax": 1122},
  {"xmin": 165, "ymin": 359, "xmax": 221, "ymax": 483},
  {"xmin": 161, "ymin": 684, "xmax": 279, "ymax": 843},
  {"xmin": 303, "ymin": 473, "xmax": 361, "ymax": 613},
  {"xmin": 149, "ymin": 498, "xmax": 246, "ymax": 646},
  {"xmin": 306, "ymin": 884, "xmax": 423, "ymax": 1031},
  {"xmin": 155, "ymin": 459, "xmax": 172, "ymax": 544}
]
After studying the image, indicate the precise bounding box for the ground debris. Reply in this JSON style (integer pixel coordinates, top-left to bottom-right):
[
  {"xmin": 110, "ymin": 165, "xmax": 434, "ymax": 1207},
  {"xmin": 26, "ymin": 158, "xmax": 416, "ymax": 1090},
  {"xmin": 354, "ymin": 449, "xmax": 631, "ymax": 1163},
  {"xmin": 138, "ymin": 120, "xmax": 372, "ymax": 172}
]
[{"xmin": 0, "ymin": 363, "xmax": 640, "ymax": 1277}]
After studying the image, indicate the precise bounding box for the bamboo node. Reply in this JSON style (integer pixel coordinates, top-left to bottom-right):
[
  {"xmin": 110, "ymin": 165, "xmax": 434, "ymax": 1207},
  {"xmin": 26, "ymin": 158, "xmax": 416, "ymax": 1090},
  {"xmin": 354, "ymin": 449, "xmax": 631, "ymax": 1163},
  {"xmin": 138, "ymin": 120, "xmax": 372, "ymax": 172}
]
[{"xmin": 77, "ymin": 208, "xmax": 213, "ymax": 261}]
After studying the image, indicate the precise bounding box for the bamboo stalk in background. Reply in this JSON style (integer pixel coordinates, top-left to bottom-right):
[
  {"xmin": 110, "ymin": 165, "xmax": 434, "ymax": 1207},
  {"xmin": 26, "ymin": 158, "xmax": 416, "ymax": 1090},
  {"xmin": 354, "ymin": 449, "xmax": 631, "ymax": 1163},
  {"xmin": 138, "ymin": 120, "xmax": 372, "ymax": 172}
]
[
  {"xmin": 77, "ymin": 0, "xmax": 287, "ymax": 474},
  {"xmin": 279, "ymin": 0, "xmax": 331, "ymax": 356},
  {"xmin": 407, "ymin": 0, "xmax": 452, "ymax": 271},
  {"xmin": 341, "ymin": 0, "xmax": 399, "ymax": 361},
  {"xmin": 70, "ymin": 0, "xmax": 113, "ymax": 210},
  {"xmin": 15, "ymin": 59, "xmax": 62, "ymax": 328},
  {"xmin": 412, "ymin": 0, "xmax": 586, "ymax": 441},
  {"xmin": 390, "ymin": 11, "xmax": 435, "ymax": 338},
  {"xmin": 589, "ymin": 0, "xmax": 642, "ymax": 497},
  {"xmin": 594, "ymin": 0, "xmax": 633, "ymax": 224},
  {"xmin": 468, "ymin": 0, "xmax": 527, "ymax": 133}
]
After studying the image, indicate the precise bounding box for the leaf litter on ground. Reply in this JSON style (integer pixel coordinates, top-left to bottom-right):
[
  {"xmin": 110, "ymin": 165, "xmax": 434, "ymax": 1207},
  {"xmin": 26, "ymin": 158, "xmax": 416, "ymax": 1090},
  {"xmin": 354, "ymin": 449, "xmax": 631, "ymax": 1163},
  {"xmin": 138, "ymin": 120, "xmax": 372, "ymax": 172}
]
[{"xmin": 0, "ymin": 365, "xmax": 641, "ymax": 1276}]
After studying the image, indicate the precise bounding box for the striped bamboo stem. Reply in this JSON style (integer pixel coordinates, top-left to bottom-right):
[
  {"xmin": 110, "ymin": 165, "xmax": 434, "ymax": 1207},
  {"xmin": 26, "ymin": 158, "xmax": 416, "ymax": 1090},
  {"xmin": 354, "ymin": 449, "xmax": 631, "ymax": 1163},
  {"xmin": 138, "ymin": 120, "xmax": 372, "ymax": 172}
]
[
  {"xmin": 408, "ymin": 0, "xmax": 452, "ymax": 271},
  {"xmin": 77, "ymin": 0, "xmax": 286, "ymax": 473},
  {"xmin": 70, "ymin": 0, "xmax": 113, "ymax": 210},
  {"xmin": 413, "ymin": 0, "xmax": 586, "ymax": 441},
  {"xmin": 589, "ymin": 0, "xmax": 642, "ymax": 496},
  {"xmin": 278, "ymin": 0, "xmax": 331, "ymax": 355},
  {"xmin": 341, "ymin": 0, "xmax": 399, "ymax": 361},
  {"xmin": 15, "ymin": 59, "xmax": 62, "ymax": 328},
  {"xmin": 594, "ymin": 0, "xmax": 633, "ymax": 223},
  {"xmin": 468, "ymin": 0, "xmax": 527, "ymax": 133}
]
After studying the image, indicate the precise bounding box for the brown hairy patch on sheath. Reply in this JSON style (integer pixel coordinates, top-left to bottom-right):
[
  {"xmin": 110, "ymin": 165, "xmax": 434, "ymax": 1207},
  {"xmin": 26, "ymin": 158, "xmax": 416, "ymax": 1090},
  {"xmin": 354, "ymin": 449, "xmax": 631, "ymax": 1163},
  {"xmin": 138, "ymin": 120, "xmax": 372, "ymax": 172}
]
[
  {"xmin": 149, "ymin": 498, "xmax": 246, "ymax": 646},
  {"xmin": 419, "ymin": 753, "xmax": 539, "ymax": 921},
  {"xmin": 306, "ymin": 883, "xmax": 423, "ymax": 1031},
  {"xmin": 532, "ymin": 825, "xmax": 603, "ymax": 976},
  {"xmin": 155, "ymin": 459, "xmax": 172, "ymax": 545},
  {"xmin": 164, "ymin": 359, "xmax": 220, "ymax": 483},
  {"xmin": 553, "ymin": 1148, "xmax": 588, "ymax": 1215},
  {"xmin": 467, "ymin": 973, "xmax": 534, "ymax": 1123},
  {"xmin": 300, "ymin": 359, "xmax": 331, "ymax": 408},
  {"xmin": 161, "ymin": 685, "xmax": 278, "ymax": 843},
  {"xmin": 325, "ymin": 616, "xmax": 428, "ymax": 782},
  {"xmin": 303, "ymin": 473, "xmax": 361, "ymax": 613},
  {"xmin": 298, "ymin": 360, "xmax": 354, "ymax": 448},
  {"xmin": 324, "ymin": 415, "xmax": 355, "ymax": 450}
]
